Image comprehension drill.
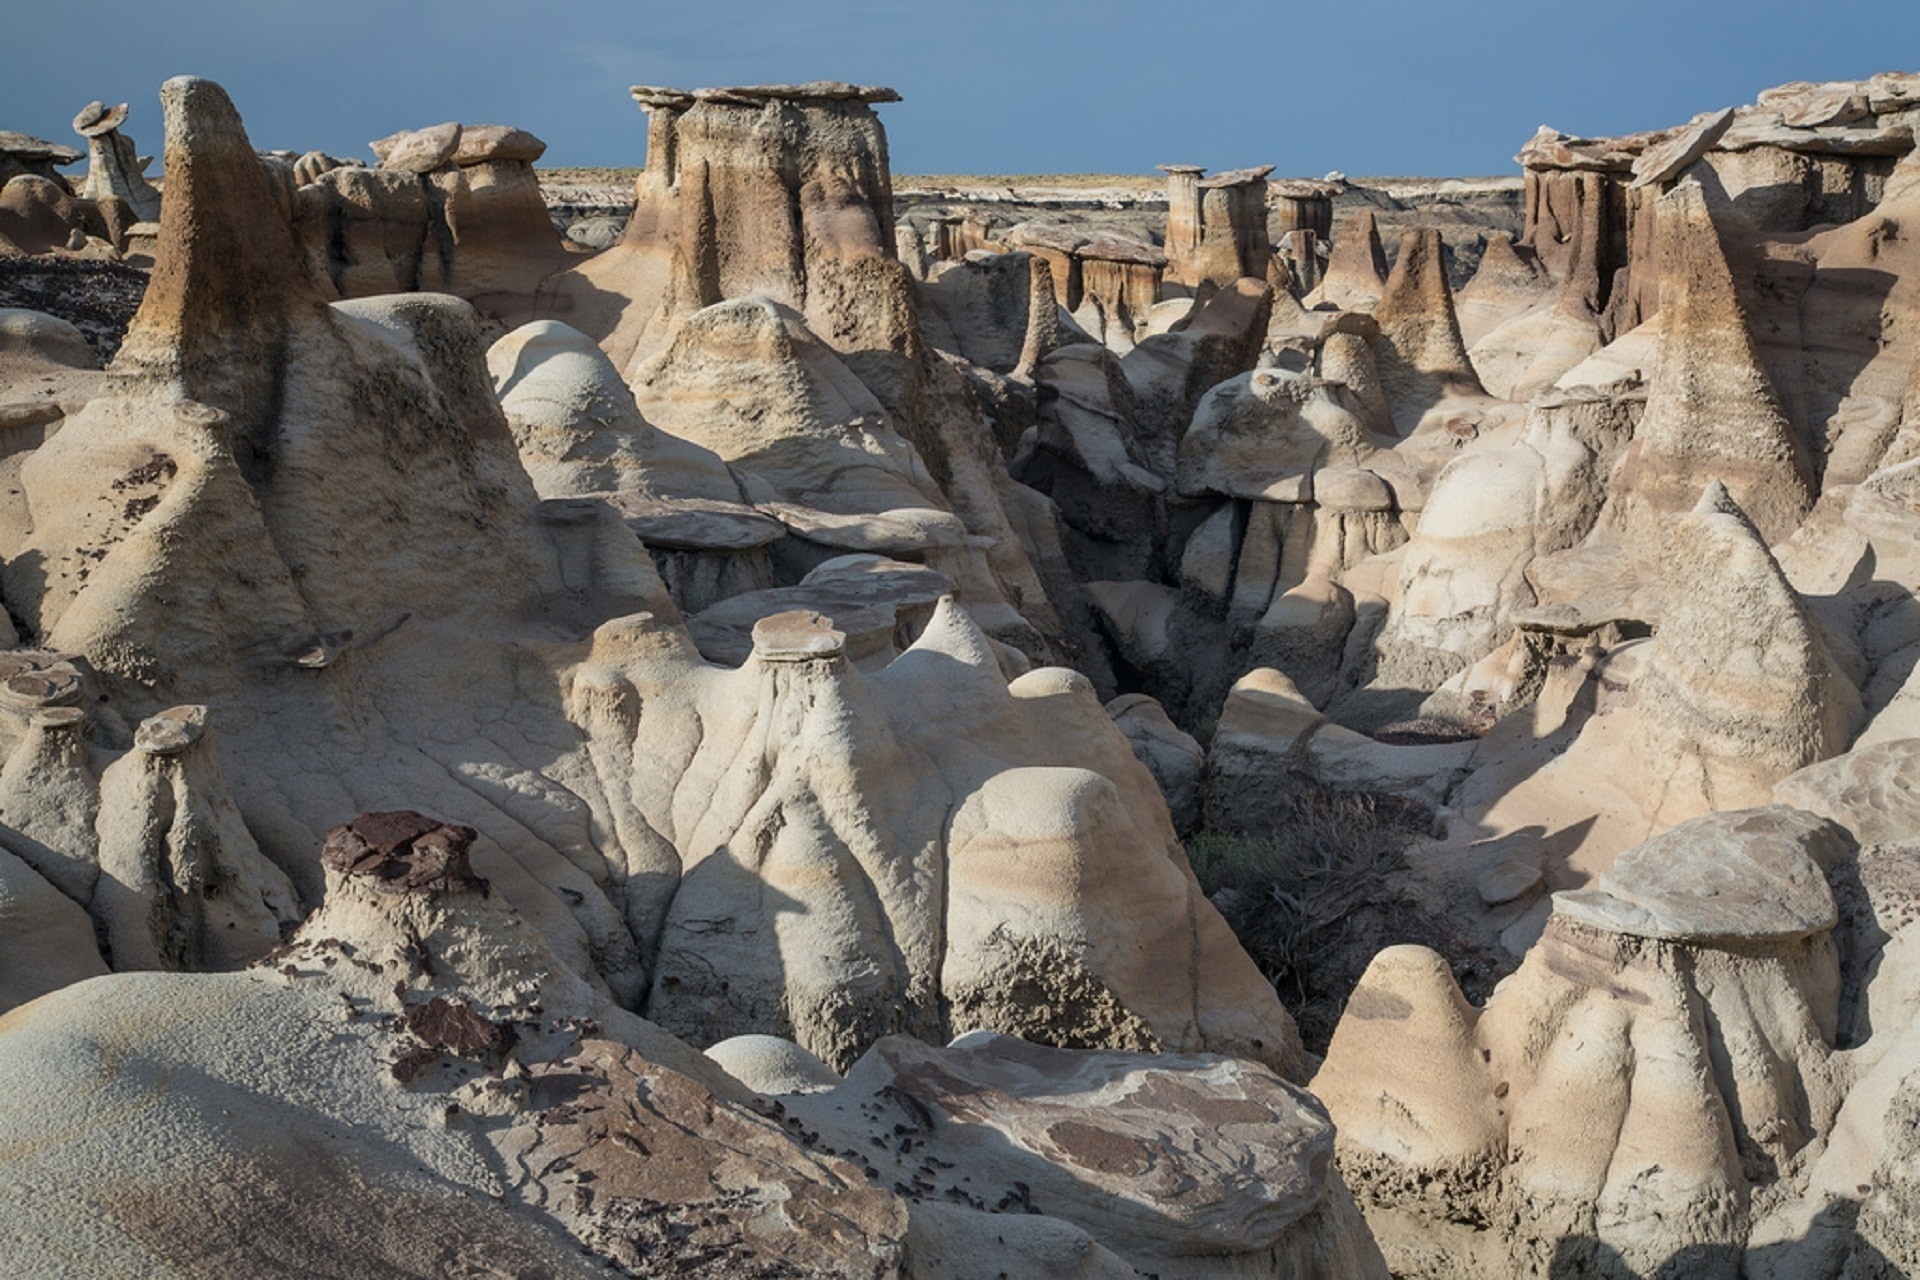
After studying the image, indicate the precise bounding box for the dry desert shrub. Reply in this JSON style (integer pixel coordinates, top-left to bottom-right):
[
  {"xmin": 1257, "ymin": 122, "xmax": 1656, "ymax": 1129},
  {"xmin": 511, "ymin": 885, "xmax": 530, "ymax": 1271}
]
[{"xmin": 1187, "ymin": 785, "xmax": 1496, "ymax": 1052}]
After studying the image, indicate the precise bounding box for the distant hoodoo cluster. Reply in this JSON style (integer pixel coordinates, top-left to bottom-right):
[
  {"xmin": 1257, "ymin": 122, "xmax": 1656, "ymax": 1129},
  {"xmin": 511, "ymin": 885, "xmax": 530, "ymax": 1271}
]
[{"xmin": 0, "ymin": 65, "xmax": 1917, "ymax": 1279}]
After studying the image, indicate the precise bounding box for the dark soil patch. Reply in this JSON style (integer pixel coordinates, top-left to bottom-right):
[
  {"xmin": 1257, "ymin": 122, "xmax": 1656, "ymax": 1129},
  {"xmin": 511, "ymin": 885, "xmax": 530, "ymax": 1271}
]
[{"xmin": 0, "ymin": 254, "xmax": 148, "ymax": 360}]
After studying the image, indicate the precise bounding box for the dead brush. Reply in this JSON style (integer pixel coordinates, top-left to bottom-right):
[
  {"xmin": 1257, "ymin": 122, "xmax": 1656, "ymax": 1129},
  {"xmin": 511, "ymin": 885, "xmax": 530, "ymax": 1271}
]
[{"xmin": 1186, "ymin": 786, "xmax": 1430, "ymax": 1052}]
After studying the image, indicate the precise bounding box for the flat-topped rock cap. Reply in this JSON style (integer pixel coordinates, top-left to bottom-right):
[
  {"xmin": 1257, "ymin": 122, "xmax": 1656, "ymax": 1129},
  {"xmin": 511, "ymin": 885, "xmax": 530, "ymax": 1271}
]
[
  {"xmin": 72, "ymin": 101, "xmax": 130, "ymax": 138},
  {"xmin": 1630, "ymin": 107, "xmax": 1737, "ymax": 188},
  {"xmin": 752, "ymin": 610, "xmax": 847, "ymax": 662},
  {"xmin": 0, "ymin": 667, "xmax": 85, "ymax": 713},
  {"xmin": 1552, "ymin": 804, "xmax": 1847, "ymax": 943},
  {"xmin": 451, "ymin": 124, "xmax": 545, "ymax": 166},
  {"xmin": 320, "ymin": 810, "xmax": 486, "ymax": 895},
  {"xmin": 630, "ymin": 82, "xmax": 900, "ymax": 109},
  {"xmin": 134, "ymin": 704, "xmax": 208, "ymax": 755},
  {"xmin": 1006, "ymin": 223, "xmax": 1167, "ymax": 265},
  {"xmin": 1156, "ymin": 163, "xmax": 1206, "ymax": 174},
  {"xmin": 759, "ymin": 502, "xmax": 970, "ymax": 553},
  {"xmin": 376, "ymin": 121, "xmax": 462, "ymax": 174},
  {"xmin": 0, "ymin": 131, "xmax": 81, "ymax": 164},
  {"xmin": 1515, "ymin": 123, "xmax": 1654, "ymax": 171},
  {"xmin": 1199, "ymin": 164, "xmax": 1275, "ymax": 188},
  {"xmin": 1269, "ymin": 178, "xmax": 1343, "ymax": 198}
]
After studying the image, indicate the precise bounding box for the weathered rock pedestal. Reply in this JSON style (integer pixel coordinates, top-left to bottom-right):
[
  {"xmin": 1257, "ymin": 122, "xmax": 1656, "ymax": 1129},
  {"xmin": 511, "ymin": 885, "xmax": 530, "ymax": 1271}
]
[
  {"xmin": 1160, "ymin": 163, "xmax": 1275, "ymax": 297},
  {"xmin": 546, "ymin": 82, "xmax": 917, "ymax": 377},
  {"xmin": 71, "ymin": 100, "xmax": 160, "ymax": 224}
]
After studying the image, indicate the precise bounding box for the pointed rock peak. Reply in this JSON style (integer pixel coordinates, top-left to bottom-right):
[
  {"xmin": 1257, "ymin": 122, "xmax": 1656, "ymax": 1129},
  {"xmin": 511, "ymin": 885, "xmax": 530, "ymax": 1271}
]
[
  {"xmin": 1692, "ymin": 477, "xmax": 1744, "ymax": 519},
  {"xmin": 1624, "ymin": 177, "xmax": 1811, "ymax": 543},
  {"xmin": 1462, "ymin": 232, "xmax": 1543, "ymax": 296},
  {"xmin": 1379, "ymin": 228, "xmax": 1453, "ymax": 316},
  {"xmin": 1325, "ymin": 209, "xmax": 1388, "ymax": 283},
  {"xmin": 904, "ymin": 594, "xmax": 998, "ymax": 668},
  {"xmin": 1342, "ymin": 945, "xmax": 1476, "ymax": 1034},
  {"xmin": 1372, "ymin": 227, "xmax": 1482, "ymax": 405},
  {"xmin": 113, "ymin": 77, "xmax": 323, "ymax": 425}
]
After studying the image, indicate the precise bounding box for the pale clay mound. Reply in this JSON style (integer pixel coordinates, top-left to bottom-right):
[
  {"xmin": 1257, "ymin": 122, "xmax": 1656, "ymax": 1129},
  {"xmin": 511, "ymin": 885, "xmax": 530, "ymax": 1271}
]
[{"xmin": 1, "ymin": 64, "xmax": 1919, "ymax": 1279}]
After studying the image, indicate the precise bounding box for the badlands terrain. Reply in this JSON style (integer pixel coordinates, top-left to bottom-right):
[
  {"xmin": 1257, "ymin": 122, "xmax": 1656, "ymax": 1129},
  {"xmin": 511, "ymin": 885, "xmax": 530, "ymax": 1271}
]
[{"xmin": 0, "ymin": 66, "xmax": 1917, "ymax": 1279}]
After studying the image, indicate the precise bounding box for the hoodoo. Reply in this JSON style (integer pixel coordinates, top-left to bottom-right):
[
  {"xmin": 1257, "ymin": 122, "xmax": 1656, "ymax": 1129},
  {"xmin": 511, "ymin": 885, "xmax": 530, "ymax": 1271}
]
[{"xmin": 2, "ymin": 51, "xmax": 1920, "ymax": 1279}]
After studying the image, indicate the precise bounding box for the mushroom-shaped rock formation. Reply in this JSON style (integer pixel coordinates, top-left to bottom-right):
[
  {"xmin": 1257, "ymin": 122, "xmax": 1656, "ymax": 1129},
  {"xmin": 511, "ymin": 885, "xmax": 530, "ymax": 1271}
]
[
  {"xmin": 71, "ymin": 99, "xmax": 160, "ymax": 222},
  {"xmin": 544, "ymin": 82, "xmax": 918, "ymax": 376},
  {"xmin": 639, "ymin": 596, "xmax": 1306, "ymax": 1077},
  {"xmin": 1160, "ymin": 164, "xmax": 1276, "ymax": 296},
  {"xmin": 1317, "ymin": 805, "xmax": 1850, "ymax": 1277},
  {"xmin": 1006, "ymin": 221, "xmax": 1166, "ymax": 353},
  {"xmin": 92, "ymin": 704, "xmax": 302, "ymax": 972},
  {"xmin": 297, "ymin": 119, "xmax": 571, "ymax": 318},
  {"xmin": 0, "ymin": 129, "xmax": 82, "ymax": 188}
]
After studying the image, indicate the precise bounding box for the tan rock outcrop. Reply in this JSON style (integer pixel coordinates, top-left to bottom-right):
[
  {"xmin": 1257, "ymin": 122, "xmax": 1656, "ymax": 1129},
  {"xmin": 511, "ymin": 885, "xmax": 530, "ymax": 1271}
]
[
  {"xmin": 1161, "ymin": 164, "xmax": 1275, "ymax": 296},
  {"xmin": 295, "ymin": 120, "xmax": 572, "ymax": 318},
  {"xmin": 1601, "ymin": 181, "xmax": 1814, "ymax": 548},
  {"xmin": 544, "ymin": 83, "xmax": 916, "ymax": 376},
  {"xmin": 1319, "ymin": 806, "xmax": 1849, "ymax": 1277},
  {"xmin": 488, "ymin": 318, "xmax": 741, "ymax": 502},
  {"xmin": 1372, "ymin": 228, "xmax": 1488, "ymax": 426},
  {"xmin": 782, "ymin": 1032, "xmax": 1390, "ymax": 1279},
  {"xmin": 1315, "ymin": 209, "xmax": 1390, "ymax": 310}
]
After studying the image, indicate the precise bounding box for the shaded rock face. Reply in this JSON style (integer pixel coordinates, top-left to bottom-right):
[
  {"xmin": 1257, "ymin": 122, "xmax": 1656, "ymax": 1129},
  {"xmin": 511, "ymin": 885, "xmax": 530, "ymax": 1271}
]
[
  {"xmin": 1601, "ymin": 181, "xmax": 1814, "ymax": 548},
  {"xmin": 545, "ymin": 84, "xmax": 918, "ymax": 378},
  {"xmin": 1007, "ymin": 222, "xmax": 1166, "ymax": 353},
  {"xmin": 1618, "ymin": 483, "xmax": 1859, "ymax": 825},
  {"xmin": 1316, "ymin": 209, "xmax": 1389, "ymax": 310},
  {"xmin": 1372, "ymin": 227, "xmax": 1486, "ymax": 425}
]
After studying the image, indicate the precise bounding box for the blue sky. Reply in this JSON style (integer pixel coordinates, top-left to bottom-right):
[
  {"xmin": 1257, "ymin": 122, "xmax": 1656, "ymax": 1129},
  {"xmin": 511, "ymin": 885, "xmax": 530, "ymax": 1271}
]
[{"xmin": 3, "ymin": 1, "xmax": 1915, "ymax": 177}]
